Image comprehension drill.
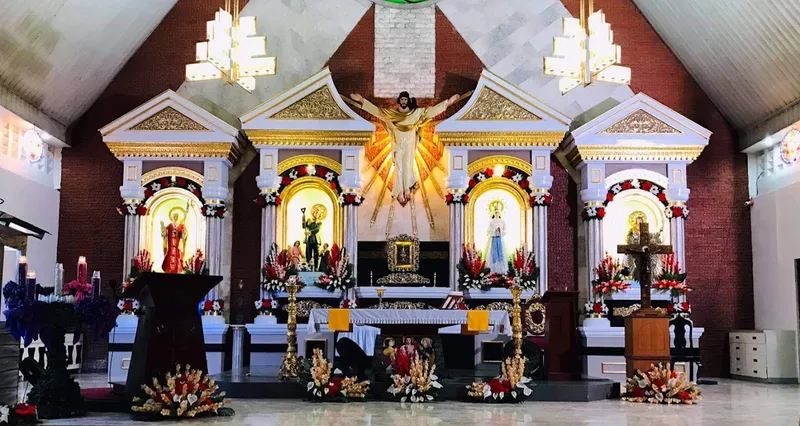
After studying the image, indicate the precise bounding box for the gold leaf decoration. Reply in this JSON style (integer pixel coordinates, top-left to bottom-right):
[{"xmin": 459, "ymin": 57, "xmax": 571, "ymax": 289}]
[
  {"xmin": 270, "ymin": 87, "xmax": 351, "ymax": 120},
  {"xmin": 600, "ymin": 110, "xmax": 681, "ymax": 134},
  {"xmin": 459, "ymin": 88, "xmax": 541, "ymax": 121},
  {"xmin": 130, "ymin": 107, "xmax": 208, "ymax": 131}
]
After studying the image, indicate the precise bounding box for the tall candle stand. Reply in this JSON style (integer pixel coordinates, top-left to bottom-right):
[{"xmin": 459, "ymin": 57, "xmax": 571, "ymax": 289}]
[
  {"xmin": 510, "ymin": 286, "xmax": 523, "ymax": 358},
  {"xmin": 279, "ymin": 282, "xmax": 300, "ymax": 380},
  {"xmin": 376, "ymin": 287, "xmax": 385, "ymax": 309}
]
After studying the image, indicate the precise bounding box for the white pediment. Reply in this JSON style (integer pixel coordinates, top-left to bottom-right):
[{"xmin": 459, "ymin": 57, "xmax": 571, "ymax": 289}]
[
  {"xmin": 99, "ymin": 89, "xmax": 239, "ymax": 144},
  {"xmin": 436, "ymin": 69, "xmax": 570, "ymax": 134},
  {"xmin": 570, "ymin": 93, "xmax": 712, "ymax": 147},
  {"xmin": 240, "ymin": 67, "xmax": 374, "ymax": 133}
]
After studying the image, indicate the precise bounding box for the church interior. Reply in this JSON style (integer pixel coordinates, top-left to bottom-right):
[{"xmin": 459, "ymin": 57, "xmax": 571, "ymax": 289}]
[{"xmin": 0, "ymin": 0, "xmax": 798, "ymax": 424}]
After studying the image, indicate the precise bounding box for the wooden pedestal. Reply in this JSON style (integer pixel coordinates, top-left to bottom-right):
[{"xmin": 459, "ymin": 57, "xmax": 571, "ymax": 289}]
[
  {"xmin": 541, "ymin": 291, "xmax": 580, "ymax": 380},
  {"xmin": 624, "ymin": 308, "xmax": 670, "ymax": 377}
]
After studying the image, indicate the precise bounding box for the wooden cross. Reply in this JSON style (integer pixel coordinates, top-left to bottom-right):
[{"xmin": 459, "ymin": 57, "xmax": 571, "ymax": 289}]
[{"xmin": 617, "ymin": 222, "xmax": 672, "ymax": 310}]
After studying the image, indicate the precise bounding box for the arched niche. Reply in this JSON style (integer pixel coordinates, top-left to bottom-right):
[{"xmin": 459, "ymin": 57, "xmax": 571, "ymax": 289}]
[
  {"xmin": 142, "ymin": 188, "xmax": 205, "ymax": 273},
  {"xmin": 278, "ymin": 177, "xmax": 342, "ymax": 253},
  {"xmin": 602, "ymin": 188, "xmax": 671, "ymax": 261},
  {"xmin": 467, "ymin": 178, "xmax": 530, "ymax": 258}
]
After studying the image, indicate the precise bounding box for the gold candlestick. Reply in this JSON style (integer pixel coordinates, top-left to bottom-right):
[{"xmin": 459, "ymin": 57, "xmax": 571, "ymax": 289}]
[
  {"xmin": 510, "ymin": 285, "xmax": 523, "ymax": 358},
  {"xmin": 376, "ymin": 287, "xmax": 385, "ymax": 309},
  {"xmin": 279, "ymin": 281, "xmax": 301, "ymax": 380}
]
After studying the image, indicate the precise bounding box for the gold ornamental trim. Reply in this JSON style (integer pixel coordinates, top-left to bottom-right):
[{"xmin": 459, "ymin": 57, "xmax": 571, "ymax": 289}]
[
  {"xmin": 437, "ymin": 131, "xmax": 565, "ymax": 147},
  {"xmin": 141, "ymin": 167, "xmax": 204, "ymax": 186},
  {"xmin": 378, "ymin": 301, "xmax": 435, "ymax": 310},
  {"xmin": 473, "ymin": 302, "xmax": 513, "ymax": 313},
  {"xmin": 600, "ymin": 109, "xmax": 681, "ymax": 134},
  {"xmin": 246, "ymin": 130, "xmax": 373, "ymax": 147},
  {"xmin": 523, "ymin": 294, "xmax": 546, "ymax": 336},
  {"xmin": 130, "ymin": 107, "xmax": 210, "ymax": 131},
  {"xmin": 613, "ymin": 304, "xmax": 667, "ymax": 317},
  {"xmin": 565, "ymin": 145, "xmax": 706, "ymax": 167},
  {"xmin": 282, "ymin": 300, "xmax": 332, "ymax": 319},
  {"xmin": 270, "ymin": 87, "xmax": 351, "ymax": 120},
  {"xmin": 105, "ymin": 142, "xmax": 240, "ymax": 161},
  {"xmin": 277, "ymin": 154, "xmax": 342, "ymax": 174},
  {"xmin": 459, "ymin": 87, "xmax": 542, "ymax": 121},
  {"xmin": 468, "ymin": 154, "xmax": 533, "ymax": 176}
]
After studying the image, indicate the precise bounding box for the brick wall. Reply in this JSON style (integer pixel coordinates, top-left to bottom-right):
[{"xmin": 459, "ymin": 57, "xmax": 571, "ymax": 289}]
[
  {"xmin": 374, "ymin": 5, "xmax": 436, "ymax": 98},
  {"xmin": 62, "ymin": 0, "xmax": 751, "ymax": 376}
]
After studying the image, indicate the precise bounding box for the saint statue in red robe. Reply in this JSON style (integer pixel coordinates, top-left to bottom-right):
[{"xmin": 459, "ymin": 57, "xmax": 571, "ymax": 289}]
[{"xmin": 161, "ymin": 207, "xmax": 188, "ymax": 274}]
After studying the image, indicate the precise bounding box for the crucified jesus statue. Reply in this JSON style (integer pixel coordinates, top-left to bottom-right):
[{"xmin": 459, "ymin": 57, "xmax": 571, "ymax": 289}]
[{"xmin": 349, "ymin": 91, "xmax": 464, "ymax": 207}]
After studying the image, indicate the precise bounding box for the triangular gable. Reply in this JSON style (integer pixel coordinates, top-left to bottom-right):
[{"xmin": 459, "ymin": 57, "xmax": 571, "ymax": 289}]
[
  {"xmin": 437, "ymin": 69, "xmax": 570, "ymax": 136},
  {"xmin": 570, "ymin": 93, "xmax": 711, "ymax": 145},
  {"xmin": 240, "ymin": 67, "xmax": 373, "ymax": 133},
  {"xmin": 100, "ymin": 89, "xmax": 239, "ymax": 143}
]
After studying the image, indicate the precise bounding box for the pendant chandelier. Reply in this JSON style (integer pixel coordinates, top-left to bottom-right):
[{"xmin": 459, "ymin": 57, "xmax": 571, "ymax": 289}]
[
  {"xmin": 185, "ymin": 0, "xmax": 276, "ymax": 93},
  {"xmin": 543, "ymin": 0, "xmax": 630, "ymax": 95}
]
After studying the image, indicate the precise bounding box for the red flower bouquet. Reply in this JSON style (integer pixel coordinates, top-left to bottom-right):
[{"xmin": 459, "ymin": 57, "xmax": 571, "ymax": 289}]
[{"xmin": 457, "ymin": 244, "xmax": 490, "ymax": 291}]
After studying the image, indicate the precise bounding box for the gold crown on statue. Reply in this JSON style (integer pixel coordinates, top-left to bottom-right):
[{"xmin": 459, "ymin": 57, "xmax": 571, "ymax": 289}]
[{"xmin": 488, "ymin": 198, "xmax": 505, "ymax": 216}]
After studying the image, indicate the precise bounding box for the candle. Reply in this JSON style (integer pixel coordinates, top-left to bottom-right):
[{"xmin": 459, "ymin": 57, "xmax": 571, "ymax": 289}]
[
  {"xmin": 17, "ymin": 256, "xmax": 28, "ymax": 285},
  {"xmin": 54, "ymin": 263, "xmax": 64, "ymax": 296},
  {"xmin": 91, "ymin": 270, "xmax": 101, "ymax": 299},
  {"xmin": 77, "ymin": 256, "xmax": 87, "ymax": 284},
  {"xmin": 25, "ymin": 271, "xmax": 36, "ymax": 301}
]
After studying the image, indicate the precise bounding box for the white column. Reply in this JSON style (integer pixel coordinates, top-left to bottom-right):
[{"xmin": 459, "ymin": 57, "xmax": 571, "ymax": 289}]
[
  {"xmin": 529, "ymin": 149, "xmax": 554, "ymax": 294},
  {"xmin": 668, "ymin": 163, "xmax": 690, "ymax": 303},
  {"xmin": 339, "ymin": 148, "xmax": 363, "ymax": 281},
  {"xmin": 203, "ymin": 160, "xmax": 231, "ymax": 301},
  {"xmin": 445, "ymin": 148, "xmax": 469, "ymax": 291},
  {"xmin": 580, "ymin": 162, "xmax": 607, "ymax": 297},
  {"xmin": 256, "ymin": 148, "xmax": 281, "ymax": 301},
  {"xmin": 120, "ymin": 160, "xmax": 144, "ymax": 281}
]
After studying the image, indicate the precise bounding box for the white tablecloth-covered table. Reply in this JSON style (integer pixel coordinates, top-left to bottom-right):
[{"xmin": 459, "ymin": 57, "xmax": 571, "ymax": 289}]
[{"xmin": 308, "ymin": 309, "xmax": 512, "ymax": 356}]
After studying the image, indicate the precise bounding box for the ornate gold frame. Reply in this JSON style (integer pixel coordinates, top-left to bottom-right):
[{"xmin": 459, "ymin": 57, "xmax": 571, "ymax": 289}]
[
  {"xmin": 141, "ymin": 166, "xmax": 205, "ymax": 186},
  {"xmin": 279, "ymin": 176, "xmax": 342, "ymax": 250},
  {"xmin": 467, "ymin": 154, "xmax": 533, "ymax": 176},
  {"xmin": 247, "ymin": 130, "xmax": 373, "ymax": 148},
  {"xmin": 437, "ymin": 131, "xmax": 565, "ymax": 147},
  {"xmin": 387, "ymin": 234, "xmax": 420, "ymax": 272},
  {"xmin": 465, "ymin": 178, "xmax": 530, "ymax": 248},
  {"xmin": 278, "ymin": 154, "xmax": 342, "ymax": 175},
  {"xmin": 523, "ymin": 294, "xmax": 546, "ymax": 336}
]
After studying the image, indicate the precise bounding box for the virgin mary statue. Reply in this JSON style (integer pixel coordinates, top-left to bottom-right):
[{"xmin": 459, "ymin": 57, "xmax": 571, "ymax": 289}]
[{"xmin": 485, "ymin": 199, "xmax": 508, "ymax": 275}]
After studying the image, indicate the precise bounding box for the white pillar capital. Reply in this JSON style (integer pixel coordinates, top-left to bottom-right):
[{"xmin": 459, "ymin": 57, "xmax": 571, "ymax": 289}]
[
  {"xmin": 203, "ymin": 160, "xmax": 230, "ymax": 204},
  {"xmin": 529, "ymin": 149, "xmax": 553, "ymax": 192},
  {"xmin": 256, "ymin": 147, "xmax": 281, "ymax": 192},
  {"xmin": 339, "ymin": 148, "xmax": 363, "ymax": 191},
  {"xmin": 445, "ymin": 148, "xmax": 470, "ymax": 192},
  {"xmin": 120, "ymin": 160, "xmax": 145, "ymax": 201},
  {"xmin": 667, "ymin": 162, "xmax": 690, "ymax": 203}
]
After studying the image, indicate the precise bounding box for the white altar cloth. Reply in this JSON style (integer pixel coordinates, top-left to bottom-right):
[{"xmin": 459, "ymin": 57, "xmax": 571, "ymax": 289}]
[{"xmin": 307, "ymin": 309, "xmax": 512, "ymax": 335}]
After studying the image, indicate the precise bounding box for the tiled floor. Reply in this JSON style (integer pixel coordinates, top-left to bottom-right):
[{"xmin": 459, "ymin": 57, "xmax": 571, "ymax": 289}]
[{"xmin": 29, "ymin": 375, "xmax": 800, "ymax": 425}]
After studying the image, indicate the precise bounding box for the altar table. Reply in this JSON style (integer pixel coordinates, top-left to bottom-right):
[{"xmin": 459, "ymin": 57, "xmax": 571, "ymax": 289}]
[{"xmin": 307, "ymin": 309, "xmax": 512, "ymax": 335}]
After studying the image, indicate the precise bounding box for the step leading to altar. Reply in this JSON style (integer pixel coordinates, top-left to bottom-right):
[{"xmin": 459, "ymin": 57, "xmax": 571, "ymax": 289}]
[
  {"xmin": 580, "ymin": 325, "xmax": 705, "ymax": 383},
  {"xmin": 272, "ymin": 287, "xmax": 538, "ymax": 300},
  {"xmin": 107, "ymin": 315, "xmax": 229, "ymax": 383}
]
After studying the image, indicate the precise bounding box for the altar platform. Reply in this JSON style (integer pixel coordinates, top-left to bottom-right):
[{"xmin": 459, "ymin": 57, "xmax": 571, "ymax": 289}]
[{"xmin": 209, "ymin": 366, "xmax": 618, "ymax": 402}]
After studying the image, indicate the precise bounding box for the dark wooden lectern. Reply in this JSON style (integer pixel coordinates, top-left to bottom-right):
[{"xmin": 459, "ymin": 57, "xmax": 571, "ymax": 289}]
[
  {"xmin": 541, "ymin": 290, "xmax": 580, "ymax": 380},
  {"xmin": 122, "ymin": 272, "xmax": 222, "ymax": 399}
]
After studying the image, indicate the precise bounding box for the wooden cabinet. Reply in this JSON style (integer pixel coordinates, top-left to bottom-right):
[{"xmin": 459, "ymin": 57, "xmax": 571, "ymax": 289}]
[{"xmin": 729, "ymin": 330, "xmax": 797, "ymax": 383}]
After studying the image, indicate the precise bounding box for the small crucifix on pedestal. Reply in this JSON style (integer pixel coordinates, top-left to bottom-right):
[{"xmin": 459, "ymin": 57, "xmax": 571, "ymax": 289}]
[{"xmin": 617, "ymin": 222, "xmax": 672, "ymax": 311}]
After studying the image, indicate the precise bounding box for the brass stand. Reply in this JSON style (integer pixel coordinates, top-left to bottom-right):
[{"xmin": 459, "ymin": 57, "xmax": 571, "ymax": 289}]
[
  {"xmin": 279, "ymin": 283, "xmax": 300, "ymax": 380},
  {"xmin": 510, "ymin": 286, "xmax": 523, "ymax": 358}
]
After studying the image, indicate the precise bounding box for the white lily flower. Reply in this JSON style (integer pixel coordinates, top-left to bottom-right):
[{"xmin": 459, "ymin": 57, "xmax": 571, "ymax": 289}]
[{"xmin": 187, "ymin": 394, "xmax": 198, "ymax": 405}]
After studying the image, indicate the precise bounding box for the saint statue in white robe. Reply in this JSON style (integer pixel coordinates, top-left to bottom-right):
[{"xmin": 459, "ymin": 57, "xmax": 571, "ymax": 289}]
[
  {"xmin": 485, "ymin": 199, "xmax": 508, "ymax": 275},
  {"xmin": 350, "ymin": 91, "xmax": 461, "ymax": 206}
]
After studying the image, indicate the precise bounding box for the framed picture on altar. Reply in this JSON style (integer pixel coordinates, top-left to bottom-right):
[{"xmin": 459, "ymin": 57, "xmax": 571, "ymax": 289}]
[{"xmin": 387, "ymin": 234, "xmax": 420, "ymax": 272}]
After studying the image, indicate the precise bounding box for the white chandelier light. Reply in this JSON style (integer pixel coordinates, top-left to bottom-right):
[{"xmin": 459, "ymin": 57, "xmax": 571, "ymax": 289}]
[
  {"xmin": 543, "ymin": 0, "xmax": 631, "ymax": 95},
  {"xmin": 185, "ymin": 0, "xmax": 276, "ymax": 93}
]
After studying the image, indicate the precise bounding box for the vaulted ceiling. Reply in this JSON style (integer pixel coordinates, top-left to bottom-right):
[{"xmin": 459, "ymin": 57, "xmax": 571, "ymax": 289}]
[{"xmin": 1, "ymin": 0, "xmax": 798, "ymax": 149}]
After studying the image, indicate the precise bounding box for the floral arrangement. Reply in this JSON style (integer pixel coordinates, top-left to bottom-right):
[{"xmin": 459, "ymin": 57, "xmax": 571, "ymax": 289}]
[
  {"xmin": 584, "ymin": 300, "xmax": 608, "ymax": 316},
  {"xmin": 0, "ymin": 403, "xmax": 38, "ymax": 425},
  {"xmin": 255, "ymin": 191, "xmax": 281, "ymax": 208},
  {"xmin": 296, "ymin": 262, "xmax": 313, "ymax": 272},
  {"xmin": 653, "ymin": 254, "xmax": 690, "ymax": 297},
  {"xmin": 200, "ymin": 203, "xmax": 226, "ymax": 219},
  {"xmin": 254, "ymin": 298, "xmax": 279, "ymax": 315},
  {"xmin": 444, "ymin": 192, "xmax": 469, "ymax": 205},
  {"xmin": 142, "ymin": 176, "xmax": 203, "ymax": 205},
  {"xmin": 581, "ymin": 206, "xmax": 606, "ymax": 221},
  {"xmin": 607, "ymin": 179, "xmax": 668, "ymax": 207},
  {"xmin": 507, "ymin": 248, "xmax": 539, "ymax": 291},
  {"xmin": 622, "ymin": 363, "xmax": 701, "ymax": 404},
  {"xmin": 315, "ymin": 245, "xmax": 356, "ymax": 292},
  {"xmin": 467, "ymin": 356, "xmax": 533, "ymax": 403},
  {"xmin": 457, "ymin": 244, "xmax": 490, "ymax": 291},
  {"xmin": 200, "ymin": 299, "xmax": 223, "ymax": 315},
  {"xmin": 117, "ymin": 201, "xmax": 147, "ymax": 216},
  {"xmin": 591, "ymin": 255, "xmax": 631, "ymax": 297},
  {"xmin": 117, "ymin": 298, "xmax": 141, "ymax": 315},
  {"xmin": 486, "ymin": 273, "xmax": 514, "ymax": 289},
  {"xmin": 279, "ymin": 164, "xmax": 341, "ymax": 194},
  {"xmin": 62, "ymin": 280, "xmax": 92, "ymax": 303},
  {"xmin": 338, "ymin": 192, "xmax": 364, "ymax": 206},
  {"xmin": 304, "ymin": 349, "xmax": 369, "ymax": 402},
  {"xmin": 467, "ymin": 166, "xmax": 531, "ymax": 194},
  {"xmin": 667, "ymin": 301, "xmax": 692, "ymax": 315},
  {"xmin": 261, "ymin": 244, "xmax": 298, "ymax": 293},
  {"xmin": 131, "ymin": 364, "xmax": 232, "ymax": 418},
  {"xmin": 340, "ymin": 298, "xmax": 359, "ymax": 309},
  {"xmin": 124, "ymin": 250, "xmax": 153, "ymax": 288},
  {"xmin": 529, "ymin": 192, "xmax": 551, "ymax": 207},
  {"xmin": 183, "ymin": 250, "xmax": 209, "ymax": 275},
  {"xmin": 387, "ymin": 353, "xmax": 442, "ymax": 403},
  {"xmin": 665, "ymin": 205, "xmax": 689, "ymax": 219}
]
